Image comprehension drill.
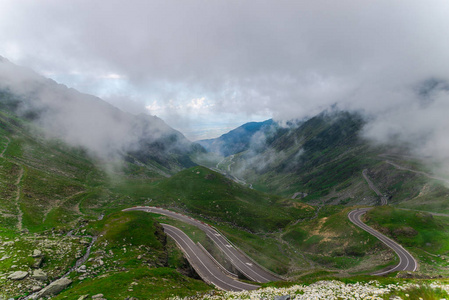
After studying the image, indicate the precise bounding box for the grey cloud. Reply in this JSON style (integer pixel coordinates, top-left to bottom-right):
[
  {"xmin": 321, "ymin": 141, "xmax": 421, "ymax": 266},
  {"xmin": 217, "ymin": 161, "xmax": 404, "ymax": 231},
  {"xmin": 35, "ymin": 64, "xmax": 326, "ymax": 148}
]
[
  {"xmin": 2, "ymin": 1, "xmax": 449, "ymax": 173},
  {"xmin": 0, "ymin": 58, "xmax": 186, "ymax": 163}
]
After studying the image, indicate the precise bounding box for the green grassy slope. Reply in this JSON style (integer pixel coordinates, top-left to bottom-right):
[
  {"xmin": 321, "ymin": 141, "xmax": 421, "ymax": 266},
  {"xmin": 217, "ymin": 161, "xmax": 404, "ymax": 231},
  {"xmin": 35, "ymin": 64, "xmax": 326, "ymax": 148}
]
[
  {"xmin": 2, "ymin": 90, "xmax": 449, "ymax": 299},
  {"xmin": 155, "ymin": 166, "xmax": 314, "ymax": 232},
  {"xmin": 282, "ymin": 206, "xmax": 396, "ymax": 275},
  {"xmin": 54, "ymin": 211, "xmax": 211, "ymax": 300},
  {"xmin": 218, "ymin": 111, "xmax": 449, "ymax": 219},
  {"xmin": 225, "ymin": 112, "xmax": 382, "ymax": 203},
  {"xmin": 111, "ymin": 166, "xmax": 315, "ymax": 233},
  {"xmin": 366, "ymin": 207, "xmax": 449, "ymax": 276},
  {"xmin": 0, "ymin": 109, "xmax": 106, "ymax": 232}
]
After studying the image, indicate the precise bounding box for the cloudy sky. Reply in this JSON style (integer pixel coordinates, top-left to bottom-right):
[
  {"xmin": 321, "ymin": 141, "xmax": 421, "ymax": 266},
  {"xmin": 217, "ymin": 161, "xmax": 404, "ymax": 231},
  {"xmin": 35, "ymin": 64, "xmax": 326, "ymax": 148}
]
[{"xmin": 1, "ymin": 1, "xmax": 449, "ymax": 146}]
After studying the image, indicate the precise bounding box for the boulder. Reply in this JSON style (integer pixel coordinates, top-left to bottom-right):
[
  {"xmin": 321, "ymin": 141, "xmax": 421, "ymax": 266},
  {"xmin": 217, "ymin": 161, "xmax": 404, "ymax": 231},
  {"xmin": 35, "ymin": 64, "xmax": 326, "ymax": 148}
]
[
  {"xmin": 80, "ymin": 239, "xmax": 90, "ymax": 245},
  {"xmin": 31, "ymin": 285, "xmax": 42, "ymax": 292},
  {"xmin": 32, "ymin": 256, "xmax": 44, "ymax": 269},
  {"xmin": 274, "ymin": 296, "xmax": 291, "ymax": 300},
  {"xmin": 32, "ymin": 249, "xmax": 42, "ymax": 257},
  {"xmin": 7, "ymin": 271, "xmax": 28, "ymax": 280},
  {"xmin": 31, "ymin": 269, "xmax": 48, "ymax": 281},
  {"xmin": 77, "ymin": 265, "xmax": 87, "ymax": 273},
  {"xmin": 32, "ymin": 277, "xmax": 72, "ymax": 298},
  {"xmin": 92, "ymin": 294, "xmax": 105, "ymax": 299},
  {"xmin": 77, "ymin": 295, "xmax": 89, "ymax": 300}
]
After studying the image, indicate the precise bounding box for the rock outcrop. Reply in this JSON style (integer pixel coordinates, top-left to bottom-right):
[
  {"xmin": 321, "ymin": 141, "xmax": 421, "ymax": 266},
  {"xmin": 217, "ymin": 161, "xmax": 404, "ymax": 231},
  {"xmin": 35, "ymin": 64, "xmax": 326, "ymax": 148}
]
[
  {"xmin": 7, "ymin": 271, "xmax": 28, "ymax": 280},
  {"xmin": 31, "ymin": 277, "xmax": 72, "ymax": 299},
  {"xmin": 32, "ymin": 249, "xmax": 42, "ymax": 257},
  {"xmin": 31, "ymin": 269, "xmax": 47, "ymax": 281}
]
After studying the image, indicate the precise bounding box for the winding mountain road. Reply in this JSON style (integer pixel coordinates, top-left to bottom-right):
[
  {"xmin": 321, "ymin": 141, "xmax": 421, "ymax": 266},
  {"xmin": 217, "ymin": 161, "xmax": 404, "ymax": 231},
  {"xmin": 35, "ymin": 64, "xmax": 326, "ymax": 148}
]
[
  {"xmin": 125, "ymin": 204, "xmax": 417, "ymax": 282},
  {"xmin": 348, "ymin": 208, "xmax": 417, "ymax": 275},
  {"xmin": 385, "ymin": 160, "xmax": 449, "ymax": 184},
  {"xmin": 161, "ymin": 224, "xmax": 259, "ymax": 291},
  {"xmin": 123, "ymin": 206, "xmax": 280, "ymax": 283}
]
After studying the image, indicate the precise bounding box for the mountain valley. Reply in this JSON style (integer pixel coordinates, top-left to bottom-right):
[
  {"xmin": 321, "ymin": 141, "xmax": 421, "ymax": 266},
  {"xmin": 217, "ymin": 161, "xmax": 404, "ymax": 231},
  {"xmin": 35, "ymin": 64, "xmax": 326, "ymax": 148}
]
[{"xmin": 1, "ymin": 60, "xmax": 449, "ymax": 299}]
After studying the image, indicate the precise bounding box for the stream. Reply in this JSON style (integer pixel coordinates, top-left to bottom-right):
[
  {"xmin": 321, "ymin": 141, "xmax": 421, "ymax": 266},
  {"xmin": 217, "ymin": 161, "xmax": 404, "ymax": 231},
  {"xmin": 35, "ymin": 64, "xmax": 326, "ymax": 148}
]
[
  {"xmin": 62, "ymin": 235, "xmax": 98, "ymax": 277},
  {"xmin": 22, "ymin": 232, "xmax": 97, "ymax": 299}
]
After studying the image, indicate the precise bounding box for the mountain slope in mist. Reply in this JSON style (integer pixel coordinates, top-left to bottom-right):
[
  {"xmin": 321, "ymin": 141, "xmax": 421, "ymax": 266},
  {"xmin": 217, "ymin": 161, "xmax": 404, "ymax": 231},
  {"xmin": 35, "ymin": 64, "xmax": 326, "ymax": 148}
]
[
  {"xmin": 217, "ymin": 111, "xmax": 449, "ymax": 210},
  {"xmin": 198, "ymin": 119, "xmax": 278, "ymax": 157},
  {"xmin": 0, "ymin": 56, "xmax": 203, "ymax": 173},
  {"xmin": 224, "ymin": 112, "xmax": 367, "ymax": 197}
]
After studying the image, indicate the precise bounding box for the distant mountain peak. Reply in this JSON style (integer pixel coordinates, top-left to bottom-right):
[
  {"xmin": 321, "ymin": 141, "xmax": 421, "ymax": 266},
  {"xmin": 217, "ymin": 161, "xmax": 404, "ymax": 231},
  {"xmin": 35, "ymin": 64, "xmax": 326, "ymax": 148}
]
[{"xmin": 198, "ymin": 119, "xmax": 277, "ymax": 157}]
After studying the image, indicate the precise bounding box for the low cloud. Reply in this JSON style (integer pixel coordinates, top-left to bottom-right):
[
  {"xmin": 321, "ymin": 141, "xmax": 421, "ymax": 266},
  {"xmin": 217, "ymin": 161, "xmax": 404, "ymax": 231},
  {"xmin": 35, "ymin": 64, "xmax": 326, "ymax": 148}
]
[
  {"xmin": 361, "ymin": 80, "xmax": 449, "ymax": 176},
  {"xmin": 0, "ymin": 57, "xmax": 184, "ymax": 162},
  {"xmin": 1, "ymin": 1, "xmax": 449, "ymax": 173}
]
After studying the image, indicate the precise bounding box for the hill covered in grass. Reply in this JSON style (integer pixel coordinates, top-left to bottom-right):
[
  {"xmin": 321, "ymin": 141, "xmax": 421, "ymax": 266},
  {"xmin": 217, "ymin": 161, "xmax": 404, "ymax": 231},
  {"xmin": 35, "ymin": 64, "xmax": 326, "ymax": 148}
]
[
  {"xmin": 152, "ymin": 166, "xmax": 313, "ymax": 232},
  {"xmin": 209, "ymin": 110, "xmax": 449, "ymax": 214},
  {"xmin": 365, "ymin": 207, "xmax": 449, "ymax": 276},
  {"xmin": 2, "ymin": 59, "xmax": 449, "ymax": 298},
  {"xmin": 217, "ymin": 111, "xmax": 377, "ymax": 201},
  {"xmin": 53, "ymin": 211, "xmax": 212, "ymax": 300}
]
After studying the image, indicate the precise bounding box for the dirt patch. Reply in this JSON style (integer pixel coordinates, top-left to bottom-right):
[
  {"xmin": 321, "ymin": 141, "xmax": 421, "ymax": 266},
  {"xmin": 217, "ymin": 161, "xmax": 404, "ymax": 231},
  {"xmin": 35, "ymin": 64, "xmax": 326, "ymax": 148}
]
[
  {"xmin": 310, "ymin": 217, "xmax": 327, "ymax": 236},
  {"xmin": 292, "ymin": 202, "xmax": 314, "ymax": 210},
  {"xmin": 418, "ymin": 183, "xmax": 431, "ymax": 197}
]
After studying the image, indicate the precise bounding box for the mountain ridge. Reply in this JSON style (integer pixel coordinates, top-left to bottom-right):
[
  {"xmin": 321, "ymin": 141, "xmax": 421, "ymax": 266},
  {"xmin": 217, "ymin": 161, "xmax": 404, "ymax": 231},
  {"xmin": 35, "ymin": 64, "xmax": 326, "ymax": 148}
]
[
  {"xmin": 198, "ymin": 119, "xmax": 277, "ymax": 157},
  {"xmin": 0, "ymin": 57, "xmax": 204, "ymax": 173}
]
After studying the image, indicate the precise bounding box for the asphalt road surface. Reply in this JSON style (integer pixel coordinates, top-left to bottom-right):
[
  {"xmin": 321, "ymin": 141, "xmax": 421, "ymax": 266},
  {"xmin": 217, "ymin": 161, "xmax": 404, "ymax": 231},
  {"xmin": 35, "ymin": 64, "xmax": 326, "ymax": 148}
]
[
  {"xmin": 161, "ymin": 224, "xmax": 259, "ymax": 291},
  {"xmin": 348, "ymin": 207, "xmax": 417, "ymax": 275},
  {"xmin": 123, "ymin": 206, "xmax": 280, "ymax": 282}
]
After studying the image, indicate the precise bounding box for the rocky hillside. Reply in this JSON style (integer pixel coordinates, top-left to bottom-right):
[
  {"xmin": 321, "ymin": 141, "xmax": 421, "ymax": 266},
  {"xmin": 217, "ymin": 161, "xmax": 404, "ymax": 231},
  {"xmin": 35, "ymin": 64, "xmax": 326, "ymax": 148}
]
[
  {"xmin": 0, "ymin": 211, "xmax": 211, "ymax": 299},
  {"xmin": 172, "ymin": 279, "xmax": 449, "ymax": 299}
]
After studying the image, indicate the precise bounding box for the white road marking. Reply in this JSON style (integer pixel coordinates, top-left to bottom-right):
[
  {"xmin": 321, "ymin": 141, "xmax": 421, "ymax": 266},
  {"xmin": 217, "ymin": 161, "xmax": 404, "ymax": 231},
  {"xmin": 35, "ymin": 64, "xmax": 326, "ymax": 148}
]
[{"xmin": 162, "ymin": 224, "xmax": 258, "ymax": 291}]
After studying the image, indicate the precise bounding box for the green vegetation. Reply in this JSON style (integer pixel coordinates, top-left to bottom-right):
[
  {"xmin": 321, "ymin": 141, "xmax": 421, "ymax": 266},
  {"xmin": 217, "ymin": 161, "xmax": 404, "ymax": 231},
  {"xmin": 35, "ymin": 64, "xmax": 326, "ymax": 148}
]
[
  {"xmin": 366, "ymin": 207, "xmax": 449, "ymax": 275},
  {"xmin": 0, "ymin": 225, "xmax": 88, "ymax": 298},
  {"xmin": 2, "ymin": 92, "xmax": 449, "ymax": 299},
  {"xmin": 55, "ymin": 211, "xmax": 211, "ymax": 299},
  {"xmin": 366, "ymin": 207, "xmax": 449, "ymax": 254},
  {"xmin": 384, "ymin": 285, "xmax": 449, "ymax": 300},
  {"xmin": 226, "ymin": 112, "xmax": 384, "ymax": 205},
  {"xmin": 89, "ymin": 211, "xmax": 166, "ymax": 252},
  {"xmin": 109, "ymin": 166, "xmax": 315, "ymax": 233},
  {"xmin": 396, "ymin": 179, "xmax": 449, "ymax": 213},
  {"xmin": 282, "ymin": 206, "xmax": 398, "ymax": 274},
  {"xmin": 0, "ymin": 108, "xmax": 108, "ymax": 234},
  {"xmin": 55, "ymin": 267, "xmax": 210, "ymax": 300},
  {"xmin": 156, "ymin": 166, "xmax": 313, "ymax": 232}
]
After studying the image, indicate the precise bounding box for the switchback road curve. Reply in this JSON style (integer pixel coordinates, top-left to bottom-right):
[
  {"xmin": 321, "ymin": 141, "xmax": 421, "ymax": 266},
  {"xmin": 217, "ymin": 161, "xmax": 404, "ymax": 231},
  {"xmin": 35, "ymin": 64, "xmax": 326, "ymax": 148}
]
[
  {"xmin": 161, "ymin": 224, "xmax": 259, "ymax": 291},
  {"xmin": 348, "ymin": 208, "xmax": 418, "ymax": 275},
  {"xmin": 123, "ymin": 206, "xmax": 281, "ymax": 283}
]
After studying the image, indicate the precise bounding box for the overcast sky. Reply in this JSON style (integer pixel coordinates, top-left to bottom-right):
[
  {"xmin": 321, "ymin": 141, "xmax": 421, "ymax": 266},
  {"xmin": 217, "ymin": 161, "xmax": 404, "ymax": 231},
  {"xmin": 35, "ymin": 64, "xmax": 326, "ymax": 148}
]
[{"xmin": 1, "ymin": 1, "xmax": 449, "ymax": 148}]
